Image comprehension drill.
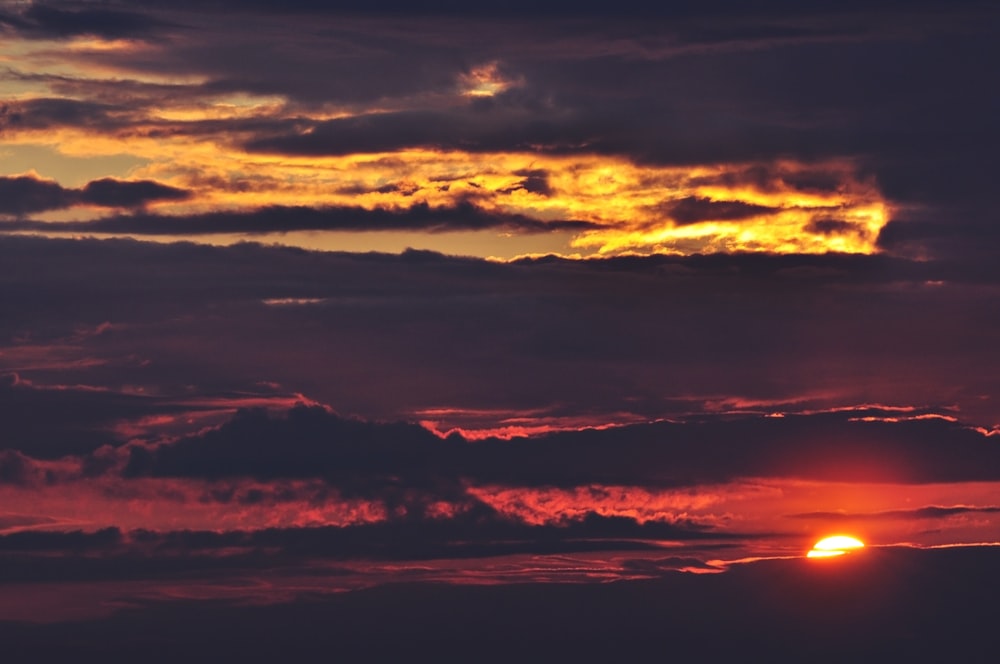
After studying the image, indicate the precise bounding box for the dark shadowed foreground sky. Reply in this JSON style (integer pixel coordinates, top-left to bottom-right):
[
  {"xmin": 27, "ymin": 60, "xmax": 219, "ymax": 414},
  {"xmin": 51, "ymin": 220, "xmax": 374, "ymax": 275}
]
[{"xmin": 1, "ymin": 0, "xmax": 999, "ymax": 659}]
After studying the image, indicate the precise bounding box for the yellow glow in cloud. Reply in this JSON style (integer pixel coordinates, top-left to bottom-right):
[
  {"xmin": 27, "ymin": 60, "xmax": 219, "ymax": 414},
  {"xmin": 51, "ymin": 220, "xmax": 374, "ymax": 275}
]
[
  {"xmin": 572, "ymin": 203, "xmax": 887, "ymax": 256},
  {"xmin": 0, "ymin": 14, "xmax": 895, "ymax": 258},
  {"xmin": 2, "ymin": 86, "xmax": 888, "ymax": 258}
]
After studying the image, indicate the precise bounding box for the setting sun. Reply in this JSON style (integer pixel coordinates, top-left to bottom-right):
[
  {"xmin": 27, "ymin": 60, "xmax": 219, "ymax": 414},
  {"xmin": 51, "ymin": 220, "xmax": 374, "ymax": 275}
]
[{"xmin": 807, "ymin": 535, "xmax": 866, "ymax": 558}]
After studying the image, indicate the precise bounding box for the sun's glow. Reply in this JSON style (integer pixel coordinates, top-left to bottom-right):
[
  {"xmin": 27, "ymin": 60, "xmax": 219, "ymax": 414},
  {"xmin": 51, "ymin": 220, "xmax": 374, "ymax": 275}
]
[{"xmin": 807, "ymin": 535, "xmax": 866, "ymax": 558}]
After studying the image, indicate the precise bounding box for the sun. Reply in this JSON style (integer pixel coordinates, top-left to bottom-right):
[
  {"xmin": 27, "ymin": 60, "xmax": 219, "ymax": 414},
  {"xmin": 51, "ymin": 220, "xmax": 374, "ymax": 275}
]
[{"xmin": 807, "ymin": 535, "xmax": 865, "ymax": 558}]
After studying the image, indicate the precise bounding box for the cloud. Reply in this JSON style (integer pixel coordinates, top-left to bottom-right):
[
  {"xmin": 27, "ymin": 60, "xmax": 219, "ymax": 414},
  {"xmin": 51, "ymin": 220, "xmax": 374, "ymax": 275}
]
[
  {"xmin": 0, "ymin": 3, "xmax": 177, "ymax": 40},
  {"xmin": 0, "ymin": 513, "xmax": 60, "ymax": 532},
  {"xmin": 242, "ymin": 106, "xmax": 600, "ymax": 156},
  {"xmin": 621, "ymin": 555, "xmax": 723, "ymax": 573},
  {"xmin": 1, "ymin": 235, "xmax": 998, "ymax": 431},
  {"xmin": 156, "ymin": 512, "xmax": 719, "ymax": 559},
  {"xmin": 0, "ymin": 374, "xmax": 313, "ymax": 459},
  {"xmin": 119, "ymin": 405, "xmax": 1000, "ymax": 489},
  {"xmin": 499, "ymin": 169, "xmax": 553, "ymax": 196},
  {"xmin": 2, "ymin": 6, "xmax": 994, "ymax": 259},
  {"xmin": 0, "ymin": 450, "xmax": 43, "ymax": 486},
  {"xmin": 78, "ymin": 178, "xmax": 191, "ymax": 208},
  {"xmin": 0, "ymin": 377, "xmax": 160, "ymax": 458},
  {"xmin": 0, "ymin": 175, "xmax": 75, "ymax": 215},
  {"xmin": 4, "ymin": 201, "xmax": 594, "ymax": 234},
  {"xmin": 120, "ymin": 406, "xmax": 452, "ymax": 485},
  {"xmin": 788, "ymin": 505, "xmax": 1000, "ymax": 521},
  {"xmin": 0, "ymin": 97, "xmax": 123, "ymax": 134},
  {"xmin": 0, "ymin": 175, "xmax": 190, "ymax": 216},
  {"xmin": 804, "ymin": 217, "xmax": 867, "ymax": 236},
  {"xmin": 877, "ymin": 213, "xmax": 1000, "ymax": 260},
  {"xmin": 0, "ymin": 527, "xmax": 122, "ymax": 553},
  {"xmin": 660, "ymin": 196, "xmax": 778, "ymax": 225},
  {"xmin": 0, "ymin": 512, "xmax": 720, "ymax": 580}
]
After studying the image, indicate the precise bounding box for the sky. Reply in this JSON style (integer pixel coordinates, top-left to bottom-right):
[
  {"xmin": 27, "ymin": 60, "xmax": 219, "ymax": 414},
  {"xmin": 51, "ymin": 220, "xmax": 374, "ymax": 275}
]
[{"xmin": 2, "ymin": 0, "xmax": 1000, "ymax": 658}]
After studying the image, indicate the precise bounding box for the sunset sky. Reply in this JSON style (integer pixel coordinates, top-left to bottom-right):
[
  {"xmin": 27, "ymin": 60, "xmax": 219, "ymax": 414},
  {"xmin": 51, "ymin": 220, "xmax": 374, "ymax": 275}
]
[{"xmin": 2, "ymin": 0, "xmax": 999, "ymax": 658}]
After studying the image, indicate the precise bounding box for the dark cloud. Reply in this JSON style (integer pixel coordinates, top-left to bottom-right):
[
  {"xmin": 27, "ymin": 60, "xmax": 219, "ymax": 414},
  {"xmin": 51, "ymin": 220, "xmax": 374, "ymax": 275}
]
[
  {"xmin": 336, "ymin": 181, "xmax": 422, "ymax": 196},
  {"xmin": 0, "ymin": 3, "xmax": 176, "ymax": 40},
  {"xmin": 0, "ymin": 175, "xmax": 75, "ymax": 215},
  {"xmin": 150, "ymin": 513, "xmax": 718, "ymax": 560},
  {"xmin": 0, "ymin": 450, "xmax": 42, "ymax": 486},
  {"xmin": 1, "ymin": 236, "xmax": 998, "ymax": 430},
  {"xmin": 0, "ymin": 513, "xmax": 723, "ymax": 585},
  {"xmin": 0, "ymin": 527, "xmax": 121, "ymax": 553},
  {"xmin": 500, "ymin": 169, "xmax": 553, "ymax": 196},
  {"xmin": 120, "ymin": 405, "xmax": 1000, "ymax": 488},
  {"xmin": 877, "ymin": 213, "xmax": 1000, "ymax": 260},
  {"xmin": 3, "ymin": 201, "xmax": 594, "ymax": 234},
  {"xmin": 0, "ymin": 97, "xmax": 121, "ymax": 133},
  {"xmin": 0, "ymin": 377, "xmax": 159, "ymax": 457},
  {"xmin": 682, "ymin": 164, "xmax": 855, "ymax": 202},
  {"xmin": 661, "ymin": 196, "xmax": 778, "ymax": 225},
  {"xmin": 778, "ymin": 169, "xmax": 848, "ymax": 194},
  {"xmin": 78, "ymin": 179, "xmax": 191, "ymax": 208},
  {"xmin": 121, "ymin": 406, "xmax": 452, "ymax": 485},
  {"xmin": 805, "ymin": 217, "xmax": 866, "ymax": 236},
  {"xmin": 0, "ymin": 94, "xmax": 304, "ymax": 139},
  {"xmin": 0, "ymin": 376, "xmax": 304, "ymax": 459},
  {"xmin": 242, "ymin": 106, "xmax": 599, "ymax": 156},
  {"xmin": 0, "ymin": 175, "xmax": 190, "ymax": 216}
]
